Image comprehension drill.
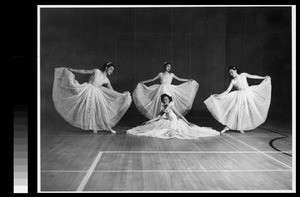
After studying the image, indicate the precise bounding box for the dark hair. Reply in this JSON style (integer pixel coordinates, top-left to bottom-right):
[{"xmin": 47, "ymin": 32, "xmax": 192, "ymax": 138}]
[
  {"xmin": 227, "ymin": 66, "xmax": 240, "ymax": 78},
  {"xmin": 163, "ymin": 62, "xmax": 171, "ymax": 71},
  {"xmin": 160, "ymin": 94, "xmax": 173, "ymax": 103},
  {"xmin": 100, "ymin": 61, "xmax": 114, "ymax": 72}
]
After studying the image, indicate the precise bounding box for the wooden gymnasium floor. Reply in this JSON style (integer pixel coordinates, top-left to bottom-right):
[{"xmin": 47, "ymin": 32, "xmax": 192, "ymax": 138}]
[{"xmin": 39, "ymin": 108, "xmax": 293, "ymax": 192}]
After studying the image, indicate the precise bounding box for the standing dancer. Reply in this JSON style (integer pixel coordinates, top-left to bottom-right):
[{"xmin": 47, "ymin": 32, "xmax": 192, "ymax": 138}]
[
  {"xmin": 127, "ymin": 94, "xmax": 220, "ymax": 139},
  {"xmin": 204, "ymin": 66, "xmax": 271, "ymax": 133},
  {"xmin": 52, "ymin": 61, "xmax": 132, "ymax": 134},
  {"xmin": 133, "ymin": 62, "xmax": 199, "ymax": 119}
]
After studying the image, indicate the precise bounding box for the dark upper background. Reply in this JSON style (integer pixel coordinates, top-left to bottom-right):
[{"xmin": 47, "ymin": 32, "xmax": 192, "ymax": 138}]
[{"xmin": 39, "ymin": 7, "xmax": 292, "ymax": 126}]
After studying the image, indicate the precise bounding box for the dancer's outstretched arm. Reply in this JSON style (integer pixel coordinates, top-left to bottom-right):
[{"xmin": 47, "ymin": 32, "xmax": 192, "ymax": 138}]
[
  {"xmin": 171, "ymin": 106, "xmax": 194, "ymax": 127},
  {"xmin": 173, "ymin": 74, "xmax": 192, "ymax": 82},
  {"xmin": 106, "ymin": 80, "xmax": 114, "ymax": 90},
  {"xmin": 140, "ymin": 73, "xmax": 160, "ymax": 84},
  {"xmin": 105, "ymin": 81, "xmax": 129, "ymax": 94},
  {"xmin": 245, "ymin": 73, "xmax": 270, "ymax": 80},
  {"xmin": 68, "ymin": 68, "xmax": 95, "ymax": 74},
  {"xmin": 215, "ymin": 81, "xmax": 234, "ymax": 98},
  {"xmin": 143, "ymin": 113, "xmax": 163, "ymax": 125}
]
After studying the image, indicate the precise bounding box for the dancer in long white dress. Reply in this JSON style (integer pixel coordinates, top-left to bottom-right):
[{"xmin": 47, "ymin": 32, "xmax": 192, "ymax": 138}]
[
  {"xmin": 204, "ymin": 66, "xmax": 271, "ymax": 133},
  {"xmin": 52, "ymin": 61, "xmax": 132, "ymax": 134},
  {"xmin": 133, "ymin": 62, "xmax": 199, "ymax": 119},
  {"xmin": 127, "ymin": 94, "xmax": 220, "ymax": 139}
]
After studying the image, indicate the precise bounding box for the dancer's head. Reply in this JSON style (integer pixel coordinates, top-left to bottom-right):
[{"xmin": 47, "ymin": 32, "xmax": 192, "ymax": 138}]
[
  {"xmin": 161, "ymin": 94, "xmax": 172, "ymax": 105},
  {"xmin": 101, "ymin": 61, "xmax": 114, "ymax": 75},
  {"xmin": 163, "ymin": 62, "xmax": 171, "ymax": 72},
  {"xmin": 227, "ymin": 66, "xmax": 240, "ymax": 79}
]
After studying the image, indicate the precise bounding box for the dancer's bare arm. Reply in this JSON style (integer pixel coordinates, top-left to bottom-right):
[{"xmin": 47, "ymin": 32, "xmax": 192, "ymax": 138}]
[
  {"xmin": 68, "ymin": 68, "xmax": 95, "ymax": 74},
  {"xmin": 106, "ymin": 80, "xmax": 114, "ymax": 90},
  {"xmin": 215, "ymin": 81, "xmax": 234, "ymax": 98},
  {"xmin": 173, "ymin": 74, "xmax": 192, "ymax": 82},
  {"xmin": 171, "ymin": 106, "xmax": 194, "ymax": 126},
  {"xmin": 245, "ymin": 73, "xmax": 270, "ymax": 80},
  {"xmin": 140, "ymin": 73, "xmax": 160, "ymax": 84},
  {"xmin": 143, "ymin": 114, "xmax": 163, "ymax": 125}
]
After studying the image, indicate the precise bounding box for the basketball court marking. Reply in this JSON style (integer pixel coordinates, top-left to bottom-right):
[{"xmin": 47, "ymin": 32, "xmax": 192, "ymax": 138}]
[
  {"xmin": 91, "ymin": 169, "xmax": 291, "ymax": 173},
  {"xmin": 83, "ymin": 151, "xmax": 292, "ymax": 154},
  {"xmin": 41, "ymin": 169, "xmax": 292, "ymax": 173},
  {"xmin": 76, "ymin": 151, "xmax": 103, "ymax": 192},
  {"xmin": 225, "ymin": 134, "xmax": 292, "ymax": 169}
]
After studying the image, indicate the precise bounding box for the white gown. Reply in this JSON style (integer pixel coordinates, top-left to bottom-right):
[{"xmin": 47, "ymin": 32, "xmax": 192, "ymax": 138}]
[
  {"xmin": 52, "ymin": 67, "xmax": 132, "ymax": 131},
  {"xmin": 204, "ymin": 73, "xmax": 271, "ymax": 131},
  {"xmin": 132, "ymin": 72, "xmax": 199, "ymax": 119},
  {"xmin": 127, "ymin": 102, "xmax": 220, "ymax": 139}
]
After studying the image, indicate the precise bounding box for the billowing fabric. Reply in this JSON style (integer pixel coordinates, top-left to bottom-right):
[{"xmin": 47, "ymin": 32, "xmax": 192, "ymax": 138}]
[
  {"xmin": 132, "ymin": 72, "xmax": 199, "ymax": 119},
  {"xmin": 52, "ymin": 67, "xmax": 132, "ymax": 131},
  {"xmin": 127, "ymin": 102, "xmax": 220, "ymax": 139},
  {"xmin": 204, "ymin": 73, "xmax": 271, "ymax": 131}
]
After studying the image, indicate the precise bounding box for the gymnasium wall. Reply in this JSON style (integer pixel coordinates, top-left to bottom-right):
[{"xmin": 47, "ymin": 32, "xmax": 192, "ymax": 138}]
[{"xmin": 40, "ymin": 7, "xmax": 292, "ymax": 124}]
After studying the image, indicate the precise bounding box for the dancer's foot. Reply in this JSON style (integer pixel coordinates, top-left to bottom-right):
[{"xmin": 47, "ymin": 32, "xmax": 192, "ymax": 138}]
[
  {"xmin": 221, "ymin": 127, "xmax": 229, "ymax": 133},
  {"xmin": 109, "ymin": 128, "xmax": 116, "ymax": 134},
  {"xmin": 93, "ymin": 130, "xmax": 98, "ymax": 134},
  {"xmin": 240, "ymin": 130, "xmax": 244, "ymax": 133}
]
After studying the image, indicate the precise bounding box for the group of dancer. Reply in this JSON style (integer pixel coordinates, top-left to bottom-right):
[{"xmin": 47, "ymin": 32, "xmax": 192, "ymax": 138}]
[{"xmin": 52, "ymin": 61, "xmax": 271, "ymax": 139}]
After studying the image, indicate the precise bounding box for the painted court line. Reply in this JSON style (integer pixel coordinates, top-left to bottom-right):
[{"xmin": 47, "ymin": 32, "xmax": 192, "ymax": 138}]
[
  {"xmin": 97, "ymin": 151, "xmax": 292, "ymax": 154},
  {"xmin": 225, "ymin": 134, "xmax": 292, "ymax": 169},
  {"xmin": 76, "ymin": 151, "xmax": 103, "ymax": 192},
  {"xmin": 92, "ymin": 169, "xmax": 291, "ymax": 173},
  {"xmin": 42, "ymin": 169, "xmax": 291, "ymax": 173}
]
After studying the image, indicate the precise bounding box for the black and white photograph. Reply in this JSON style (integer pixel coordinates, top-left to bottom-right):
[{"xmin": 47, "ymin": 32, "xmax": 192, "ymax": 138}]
[{"xmin": 38, "ymin": 5, "xmax": 295, "ymax": 192}]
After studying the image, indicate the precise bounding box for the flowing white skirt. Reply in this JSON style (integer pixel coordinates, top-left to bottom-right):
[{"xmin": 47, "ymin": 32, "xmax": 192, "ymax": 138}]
[
  {"xmin": 52, "ymin": 67, "xmax": 132, "ymax": 131},
  {"xmin": 132, "ymin": 81, "xmax": 199, "ymax": 119},
  {"xmin": 127, "ymin": 118, "xmax": 220, "ymax": 139},
  {"xmin": 204, "ymin": 78, "xmax": 271, "ymax": 131}
]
